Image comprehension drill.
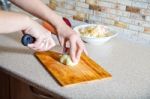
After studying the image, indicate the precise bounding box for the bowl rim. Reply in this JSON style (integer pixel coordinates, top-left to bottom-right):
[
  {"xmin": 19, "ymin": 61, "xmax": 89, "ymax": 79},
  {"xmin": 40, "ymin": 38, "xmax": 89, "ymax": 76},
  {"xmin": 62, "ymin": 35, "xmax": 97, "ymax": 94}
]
[{"xmin": 73, "ymin": 24, "xmax": 118, "ymax": 39}]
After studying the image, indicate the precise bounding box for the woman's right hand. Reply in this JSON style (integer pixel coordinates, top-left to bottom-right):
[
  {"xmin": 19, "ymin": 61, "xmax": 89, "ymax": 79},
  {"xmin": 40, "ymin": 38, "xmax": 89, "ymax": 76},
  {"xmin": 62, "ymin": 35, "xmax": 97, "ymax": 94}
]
[
  {"xmin": 24, "ymin": 18, "xmax": 55, "ymax": 51},
  {"xmin": 0, "ymin": 11, "xmax": 55, "ymax": 51}
]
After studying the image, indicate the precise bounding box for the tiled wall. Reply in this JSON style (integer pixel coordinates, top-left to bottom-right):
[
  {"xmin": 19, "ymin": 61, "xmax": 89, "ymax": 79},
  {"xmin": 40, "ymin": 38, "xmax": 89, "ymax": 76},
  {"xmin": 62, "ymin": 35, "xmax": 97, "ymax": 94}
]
[{"xmin": 48, "ymin": 0, "xmax": 150, "ymax": 35}]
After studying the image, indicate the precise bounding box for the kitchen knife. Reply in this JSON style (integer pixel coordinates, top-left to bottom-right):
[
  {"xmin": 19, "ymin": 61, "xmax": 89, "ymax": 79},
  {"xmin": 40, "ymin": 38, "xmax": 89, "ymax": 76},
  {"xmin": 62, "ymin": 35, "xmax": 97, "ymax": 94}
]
[{"xmin": 21, "ymin": 17, "xmax": 71, "ymax": 46}]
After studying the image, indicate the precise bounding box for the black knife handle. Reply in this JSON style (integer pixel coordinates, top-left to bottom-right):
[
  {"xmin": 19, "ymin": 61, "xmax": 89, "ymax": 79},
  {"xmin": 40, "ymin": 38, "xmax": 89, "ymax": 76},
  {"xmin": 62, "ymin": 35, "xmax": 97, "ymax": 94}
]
[{"xmin": 21, "ymin": 34, "xmax": 35, "ymax": 46}]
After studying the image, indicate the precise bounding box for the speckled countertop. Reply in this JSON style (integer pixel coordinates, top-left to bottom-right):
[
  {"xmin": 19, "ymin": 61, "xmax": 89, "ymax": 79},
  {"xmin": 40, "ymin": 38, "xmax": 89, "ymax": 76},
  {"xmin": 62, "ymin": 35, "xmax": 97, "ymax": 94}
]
[
  {"xmin": 1, "ymin": 3, "xmax": 150, "ymax": 98},
  {"xmin": 0, "ymin": 22, "xmax": 150, "ymax": 99}
]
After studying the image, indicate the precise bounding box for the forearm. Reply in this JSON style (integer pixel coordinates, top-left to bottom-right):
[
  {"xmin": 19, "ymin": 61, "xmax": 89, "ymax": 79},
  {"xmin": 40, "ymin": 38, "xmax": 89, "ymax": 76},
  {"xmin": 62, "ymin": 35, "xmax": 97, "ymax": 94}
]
[
  {"xmin": 0, "ymin": 11, "xmax": 30, "ymax": 34},
  {"xmin": 10, "ymin": 0, "xmax": 64, "ymax": 28}
]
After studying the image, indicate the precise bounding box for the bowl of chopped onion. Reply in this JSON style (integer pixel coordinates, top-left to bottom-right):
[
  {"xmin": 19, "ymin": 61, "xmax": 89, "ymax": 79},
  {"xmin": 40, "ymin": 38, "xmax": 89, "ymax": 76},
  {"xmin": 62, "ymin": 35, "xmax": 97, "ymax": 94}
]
[{"xmin": 73, "ymin": 24, "xmax": 118, "ymax": 45}]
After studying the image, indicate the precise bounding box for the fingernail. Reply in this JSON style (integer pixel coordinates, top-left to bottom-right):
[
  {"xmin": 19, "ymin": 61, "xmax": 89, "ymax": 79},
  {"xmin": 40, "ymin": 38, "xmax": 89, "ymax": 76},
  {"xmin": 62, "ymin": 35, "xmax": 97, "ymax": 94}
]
[
  {"xmin": 73, "ymin": 58, "xmax": 78, "ymax": 64},
  {"xmin": 27, "ymin": 44, "xmax": 32, "ymax": 47}
]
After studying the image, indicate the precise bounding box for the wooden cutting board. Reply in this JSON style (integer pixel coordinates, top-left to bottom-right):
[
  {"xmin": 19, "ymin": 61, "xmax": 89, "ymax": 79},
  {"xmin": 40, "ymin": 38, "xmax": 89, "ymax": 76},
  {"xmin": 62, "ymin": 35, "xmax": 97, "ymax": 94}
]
[{"xmin": 35, "ymin": 51, "xmax": 112, "ymax": 86}]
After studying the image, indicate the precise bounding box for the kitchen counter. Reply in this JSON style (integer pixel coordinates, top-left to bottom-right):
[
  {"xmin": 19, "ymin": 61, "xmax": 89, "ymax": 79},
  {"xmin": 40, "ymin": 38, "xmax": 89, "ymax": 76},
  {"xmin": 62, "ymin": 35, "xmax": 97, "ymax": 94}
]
[{"xmin": 1, "ymin": 23, "xmax": 150, "ymax": 98}]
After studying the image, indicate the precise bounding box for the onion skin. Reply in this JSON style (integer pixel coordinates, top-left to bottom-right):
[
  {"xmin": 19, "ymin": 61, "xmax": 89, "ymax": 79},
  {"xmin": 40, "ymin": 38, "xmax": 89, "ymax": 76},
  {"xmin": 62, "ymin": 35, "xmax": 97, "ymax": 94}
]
[{"xmin": 60, "ymin": 54, "xmax": 77, "ymax": 66}]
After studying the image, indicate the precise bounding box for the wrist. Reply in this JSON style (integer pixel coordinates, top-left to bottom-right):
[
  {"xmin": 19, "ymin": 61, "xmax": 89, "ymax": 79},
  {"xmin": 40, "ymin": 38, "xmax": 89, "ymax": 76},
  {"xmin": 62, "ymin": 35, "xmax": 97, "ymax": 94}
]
[{"xmin": 47, "ymin": 15, "xmax": 64, "ymax": 29}]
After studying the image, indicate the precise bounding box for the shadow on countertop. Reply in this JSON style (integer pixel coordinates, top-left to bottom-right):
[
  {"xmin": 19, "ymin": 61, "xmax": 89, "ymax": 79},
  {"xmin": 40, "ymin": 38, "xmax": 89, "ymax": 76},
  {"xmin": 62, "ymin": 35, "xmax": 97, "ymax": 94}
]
[
  {"xmin": 0, "ymin": 45, "xmax": 34, "ymax": 55},
  {"xmin": 0, "ymin": 33, "xmax": 35, "ymax": 55},
  {"xmin": 1, "ymin": 32, "xmax": 23, "ymax": 43}
]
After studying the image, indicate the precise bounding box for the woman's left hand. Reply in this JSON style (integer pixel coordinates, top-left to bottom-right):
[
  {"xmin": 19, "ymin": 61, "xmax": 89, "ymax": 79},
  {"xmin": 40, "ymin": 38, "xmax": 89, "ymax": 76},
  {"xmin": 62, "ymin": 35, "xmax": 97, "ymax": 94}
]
[{"xmin": 56, "ymin": 24, "xmax": 88, "ymax": 63}]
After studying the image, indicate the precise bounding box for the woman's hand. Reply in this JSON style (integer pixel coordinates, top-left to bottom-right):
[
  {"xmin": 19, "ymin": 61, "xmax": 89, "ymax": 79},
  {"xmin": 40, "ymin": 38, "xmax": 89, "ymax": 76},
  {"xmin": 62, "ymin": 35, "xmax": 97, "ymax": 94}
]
[
  {"xmin": 56, "ymin": 23, "xmax": 87, "ymax": 63},
  {"xmin": 0, "ymin": 11, "xmax": 55, "ymax": 52},
  {"xmin": 9, "ymin": 0, "xmax": 87, "ymax": 62},
  {"xmin": 24, "ymin": 18, "xmax": 55, "ymax": 51}
]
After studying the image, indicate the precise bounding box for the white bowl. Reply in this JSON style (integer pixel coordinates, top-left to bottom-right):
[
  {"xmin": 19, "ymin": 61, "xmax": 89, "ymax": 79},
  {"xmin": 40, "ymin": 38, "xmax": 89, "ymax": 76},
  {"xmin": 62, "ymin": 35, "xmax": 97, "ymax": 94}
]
[{"xmin": 73, "ymin": 24, "xmax": 118, "ymax": 45}]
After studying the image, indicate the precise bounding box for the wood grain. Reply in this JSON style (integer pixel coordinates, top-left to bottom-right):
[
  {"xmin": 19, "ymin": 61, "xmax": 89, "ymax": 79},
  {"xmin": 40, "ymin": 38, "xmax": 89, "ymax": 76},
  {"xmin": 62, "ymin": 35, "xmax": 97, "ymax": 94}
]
[{"xmin": 35, "ymin": 51, "xmax": 112, "ymax": 86}]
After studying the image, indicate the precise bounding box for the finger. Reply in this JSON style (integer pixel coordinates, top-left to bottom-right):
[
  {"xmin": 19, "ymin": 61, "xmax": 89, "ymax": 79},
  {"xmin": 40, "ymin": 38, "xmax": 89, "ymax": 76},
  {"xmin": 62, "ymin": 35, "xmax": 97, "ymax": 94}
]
[
  {"xmin": 65, "ymin": 40, "xmax": 70, "ymax": 48},
  {"xmin": 28, "ymin": 44, "xmax": 40, "ymax": 51},
  {"xmin": 58, "ymin": 35, "xmax": 65, "ymax": 47},
  {"xmin": 28, "ymin": 38, "xmax": 48, "ymax": 51},
  {"xmin": 57, "ymin": 35, "xmax": 68, "ymax": 53},
  {"xmin": 58, "ymin": 37, "xmax": 67, "ymax": 53},
  {"xmin": 28, "ymin": 43, "xmax": 35, "ymax": 48},
  {"xmin": 47, "ymin": 39, "xmax": 56, "ymax": 50},
  {"xmin": 83, "ymin": 47, "xmax": 88, "ymax": 56},
  {"xmin": 80, "ymin": 40, "xmax": 88, "ymax": 55},
  {"xmin": 69, "ymin": 39, "xmax": 77, "ymax": 63},
  {"xmin": 27, "ymin": 38, "xmax": 41, "ymax": 50},
  {"xmin": 32, "ymin": 38, "xmax": 43, "ymax": 47},
  {"xmin": 38, "ymin": 42, "xmax": 48, "ymax": 51},
  {"xmin": 76, "ymin": 41, "xmax": 84, "ymax": 62},
  {"xmin": 39, "ymin": 41, "xmax": 45, "ymax": 50},
  {"xmin": 44, "ymin": 39, "xmax": 50, "ymax": 50},
  {"xmin": 40, "ymin": 38, "xmax": 56, "ymax": 51}
]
